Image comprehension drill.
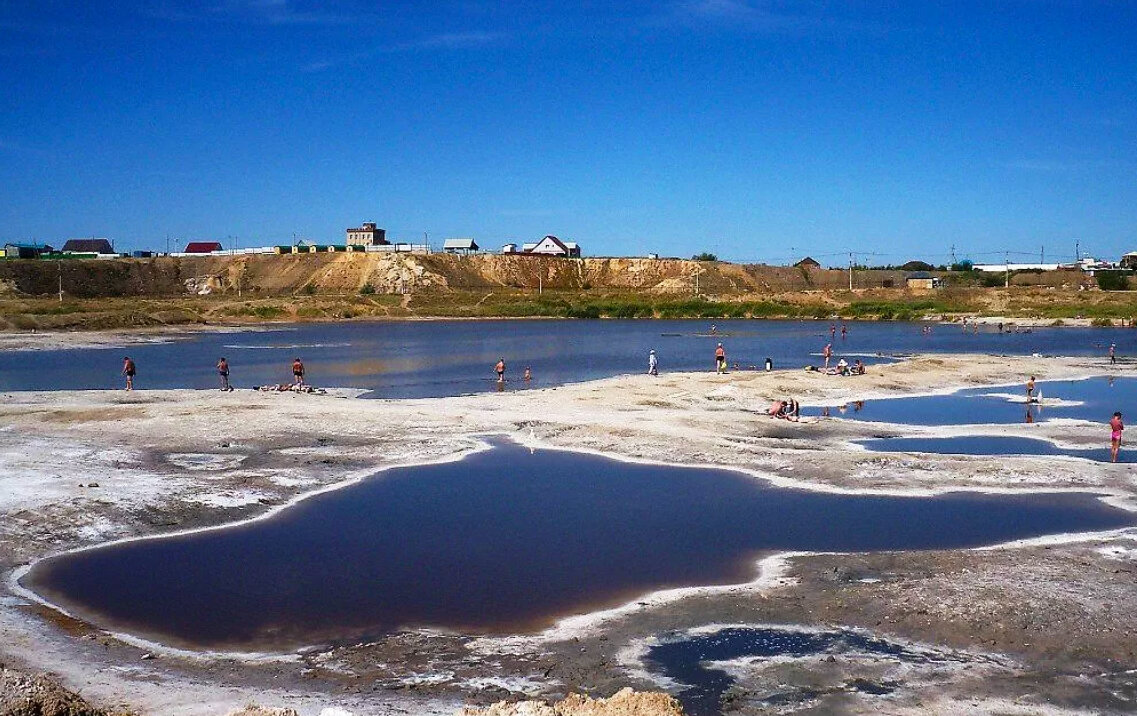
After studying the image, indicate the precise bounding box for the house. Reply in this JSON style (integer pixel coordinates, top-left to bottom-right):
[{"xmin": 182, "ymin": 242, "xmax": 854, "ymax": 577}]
[
  {"xmin": 62, "ymin": 238, "xmax": 114, "ymax": 254},
  {"xmin": 443, "ymin": 238, "xmax": 479, "ymax": 255},
  {"xmin": 345, "ymin": 222, "xmax": 388, "ymax": 246},
  {"xmin": 1120, "ymin": 252, "xmax": 1137, "ymax": 270},
  {"xmin": 184, "ymin": 241, "xmax": 224, "ymax": 254},
  {"xmin": 502, "ymin": 243, "xmax": 517, "ymax": 254},
  {"xmin": 526, "ymin": 235, "xmax": 580, "ymax": 257},
  {"xmin": 794, "ymin": 256, "xmax": 821, "ymax": 269},
  {"xmin": 906, "ymin": 271, "xmax": 944, "ymax": 289},
  {"xmin": 3, "ymin": 242, "xmax": 53, "ymax": 259}
]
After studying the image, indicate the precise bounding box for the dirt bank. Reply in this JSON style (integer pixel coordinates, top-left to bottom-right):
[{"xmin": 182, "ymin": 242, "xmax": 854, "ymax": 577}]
[
  {"xmin": 2, "ymin": 254, "xmax": 1134, "ymax": 331},
  {"xmin": 0, "ymin": 354, "xmax": 1135, "ymax": 714}
]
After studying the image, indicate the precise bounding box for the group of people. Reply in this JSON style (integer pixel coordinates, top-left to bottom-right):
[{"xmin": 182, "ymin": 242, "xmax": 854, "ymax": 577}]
[
  {"xmin": 493, "ymin": 358, "xmax": 532, "ymax": 385},
  {"xmin": 768, "ymin": 398, "xmax": 800, "ymax": 421},
  {"xmin": 120, "ymin": 356, "xmax": 307, "ymax": 391}
]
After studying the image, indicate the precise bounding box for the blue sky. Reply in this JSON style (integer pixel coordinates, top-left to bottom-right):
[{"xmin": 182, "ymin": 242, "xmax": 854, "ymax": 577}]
[{"xmin": 1, "ymin": 0, "xmax": 1134, "ymax": 265}]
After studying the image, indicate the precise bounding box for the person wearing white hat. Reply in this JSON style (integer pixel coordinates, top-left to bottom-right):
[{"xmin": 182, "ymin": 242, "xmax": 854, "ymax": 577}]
[{"xmin": 648, "ymin": 349, "xmax": 658, "ymax": 376}]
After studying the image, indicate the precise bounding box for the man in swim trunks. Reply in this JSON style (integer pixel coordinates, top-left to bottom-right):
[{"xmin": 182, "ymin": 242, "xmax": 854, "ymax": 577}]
[
  {"xmin": 822, "ymin": 343, "xmax": 832, "ymax": 371},
  {"xmin": 1110, "ymin": 411, "xmax": 1124, "ymax": 462},
  {"xmin": 217, "ymin": 357, "xmax": 231, "ymax": 391},
  {"xmin": 1026, "ymin": 375, "xmax": 1036, "ymax": 402},
  {"xmin": 292, "ymin": 357, "xmax": 305, "ymax": 387},
  {"xmin": 122, "ymin": 356, "xmax": 136, "ymax": 391},
  {"xmin": 1110, "ymin": 343, "xmax": 1117, "ymax": 365},
  {"xmin": 715, "ymin": 343, "xmax": 726, "ymax": 373},
  {"xmin": 495, "ymin": 358, "xmax": 505, "ymax": 383}
]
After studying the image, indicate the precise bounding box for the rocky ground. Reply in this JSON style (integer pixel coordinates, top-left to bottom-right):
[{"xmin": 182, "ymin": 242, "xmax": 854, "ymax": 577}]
[{"xmin": 1, "ymin": 353, "xmax": 1136, "ymax": 715}]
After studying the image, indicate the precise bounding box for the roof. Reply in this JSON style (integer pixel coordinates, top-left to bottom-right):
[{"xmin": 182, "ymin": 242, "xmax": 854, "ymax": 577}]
[
  {"xmin": 4, "ymin": 242, "xmax": 52, "ymax": 249},
  {"xmin": 794, "ymin": 256, "xmax": 821, "ymax": 266},
  {"xmin": 62, "ymin": 238, "xmax": 114, "ymax": 253},
  {"xmin": 906, "ymin": 271, "xmax": 933, "ymax": 279},
  {"xmin": 443, "ymin": 238, "xmax": 478, "ymax": 250},
  {"xmin": 528, "ymin": 235, "xmax": 570, "ymax": 253},
  {"xmin": 184, "ymin": 241, "xmax": 224, "ymax": 253}
]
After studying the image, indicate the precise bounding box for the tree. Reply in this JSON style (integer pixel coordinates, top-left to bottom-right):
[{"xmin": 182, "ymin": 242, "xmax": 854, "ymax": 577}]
[
  {"xmin": 950, "ymin": 260, "xmax": 974, "ymax": 272},
  {"xmin": 692, "ymin": 252, "xmax": 718, "ymax": 261},
  {"xmin": 1096, "ymin": 271, "xmax": 1130, "ymax": 291}
]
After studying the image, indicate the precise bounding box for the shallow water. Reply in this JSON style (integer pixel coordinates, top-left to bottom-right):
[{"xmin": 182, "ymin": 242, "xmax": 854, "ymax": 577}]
[
  {"xmin": 0, "ymin": 319, "xmax": 1132, "ymax": 398},
  {"xmin": 809, "ymin": 376, "xmax": 1137, "ymax": 426},
  {"xmin": 860, "ymin": 435, "xmax": 1135, "ymax": 463},
  {"xmin": 23, "ymin": 438, "xmax": 1134, "ymax": 651},
  {"xmin": 646, "ymin": 626, "xmax": 995, "ymax": 716}
]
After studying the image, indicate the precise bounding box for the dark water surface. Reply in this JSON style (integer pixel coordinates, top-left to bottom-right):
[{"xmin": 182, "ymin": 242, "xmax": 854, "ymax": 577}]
[
  {"xmin": 0, "ymin": 319, "xmax": 1131, "ymax": 398},
  {"xmin": 860, "ymin": 435, "xmax": 1136, "ymax": 463},
  {"xmin": 810, "ymin": 376, "xmax": 1137, "ymax": 426},
  {"xmin": 24, "ymin": 439, "xmax": 1135, "ymax": 651},
  {"xmin": 646, "ymin": 626, "xmax": 996, "ymax": 716}
]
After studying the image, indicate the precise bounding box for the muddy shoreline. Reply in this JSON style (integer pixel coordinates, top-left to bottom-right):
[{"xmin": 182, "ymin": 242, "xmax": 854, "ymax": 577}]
[{"xmin": 2, "ymin": 353, "xmax": 1136, "ymax": 714}]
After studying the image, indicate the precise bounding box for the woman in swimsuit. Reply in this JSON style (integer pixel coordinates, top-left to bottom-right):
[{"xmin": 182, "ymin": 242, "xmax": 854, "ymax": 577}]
[{"xmin": 1110, "ymin": 411, "xmax": 1124, "ymax": 463}]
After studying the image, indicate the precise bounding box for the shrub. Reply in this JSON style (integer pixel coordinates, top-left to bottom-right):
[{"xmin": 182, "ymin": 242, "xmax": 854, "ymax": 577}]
[
  {"xmin": 691, "ymin": 252, "xmax": 718, "ymax": 261},
  {"xmin": 1096, "ymin": 271, "xmax": 1130, "ymax": 291},
  {"xmin": 359, "ymin": 283, "xmax": 376, "ymax": 295}
]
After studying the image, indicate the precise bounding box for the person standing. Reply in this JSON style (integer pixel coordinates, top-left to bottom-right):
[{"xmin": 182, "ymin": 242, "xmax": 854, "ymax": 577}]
[
  {"xmin": 715, "ymin": 343, "xmax": 726, "ymax": 373},
  {"xmin": 122, "ymin": 356, "xmax": 136, "ymax": 391},
  {"xmin": 495, "ymin": 357, "xmax": 506, "ymax": 384},
  {"xmin": 523, "ymin": 366, "xmax": 532, "ymax": 382},
  {"xmin": 1026, "ymin": 375, "xmax": 1036, "ymax": 402},
  {"xmin": 292, "ymin": 357, "xmax": 305, "ymax": 387},
  {"xmin": 648, "ymin": 349, "xmax": 658, "ymax": 376},
  {"xmin": 841, "ymin": 324, "xmax": 848, "ymax": 340},
  {"xmin": 1110, "ymin": 411, "xmax": 1124, "ymax": 462},
  {"xmin": 217, "ymin": 357, "xmax": 231, "ymax": 391},
  {"xmin": 1109, "ymin": 343, "xmax": 1117, "ymax": 365},
  {"xmin": 822, "ymin": 343, "xmax": 832, "ymax": 371}
]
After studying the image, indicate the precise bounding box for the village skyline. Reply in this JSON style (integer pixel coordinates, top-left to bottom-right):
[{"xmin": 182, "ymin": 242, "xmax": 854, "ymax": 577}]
[{"xmin": 2, "ymin": 1, "xmax": 1134, "ymax": 263}]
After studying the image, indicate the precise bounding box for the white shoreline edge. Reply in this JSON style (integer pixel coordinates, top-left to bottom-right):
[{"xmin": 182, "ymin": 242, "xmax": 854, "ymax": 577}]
[{"xmin": 8, "ymin": 424, "xmax": 1136, "ymax": 665}]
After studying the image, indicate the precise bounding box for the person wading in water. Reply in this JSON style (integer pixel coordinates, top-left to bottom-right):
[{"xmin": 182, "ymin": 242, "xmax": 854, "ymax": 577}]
[
  {"xmin": 292, "ymin": 357, "xmax": 305, "ymax": 387},
  {"xmin": 495, "ymin": 358, "xmax": 506, "ymax": 384}
]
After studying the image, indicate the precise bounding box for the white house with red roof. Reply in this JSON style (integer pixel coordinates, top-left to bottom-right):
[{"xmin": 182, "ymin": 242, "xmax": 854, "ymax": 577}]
[{"xmin": 524, "ymin": 235, "xmax": 581, "ymax": 257}]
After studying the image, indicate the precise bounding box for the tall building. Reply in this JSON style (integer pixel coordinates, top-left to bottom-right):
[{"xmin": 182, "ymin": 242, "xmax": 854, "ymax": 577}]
[{"xmin": 346, "ymin": 222, "xmax": 388, "ymax": 246}]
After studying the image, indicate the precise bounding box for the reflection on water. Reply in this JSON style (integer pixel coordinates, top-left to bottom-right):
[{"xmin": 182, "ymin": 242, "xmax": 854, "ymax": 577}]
[
  {"xmin": 23, "ymin": 438, "xmax": 1134, "ymax": 651},
  {"xmin": 811, "ymin": 377, "xmax": 1137, "ymax": 426},
  {"xmin": 1, "ymin": 319, "xmax": 1134, "ymax": 399},
  {"xmin": 859, "ymin": 435, "xmax": 1134, "ymax": 463}
]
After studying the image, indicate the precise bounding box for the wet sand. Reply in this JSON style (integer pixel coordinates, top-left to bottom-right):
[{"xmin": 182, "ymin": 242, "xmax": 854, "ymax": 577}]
[{"xmin": 1, "ymin": 353, "xmax": 1136, "ymax": 715}]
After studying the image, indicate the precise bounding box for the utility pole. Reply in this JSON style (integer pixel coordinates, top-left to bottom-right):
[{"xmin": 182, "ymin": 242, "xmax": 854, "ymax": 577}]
[
  {"xmin": 1005, "ymin": 251, "xmax": 1010, "ymax": 288},
  {"xmin": 1075, "ymin": 239, "xmax": 1080, "ymax": 262},
  {"xmin": 848, "ymin": 252, "xmax": 854, "ymax": 291},
  {"xmin": 165, "ymin": 232, "xmax": 170, "ymax": 256},
  {"xmin": 1041, "ymin": 245, "xmax": 1044, "ymax": 264},
  {"xmin": 57, "ymin": 260, "xmax": 63, "ymax": 303}
]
